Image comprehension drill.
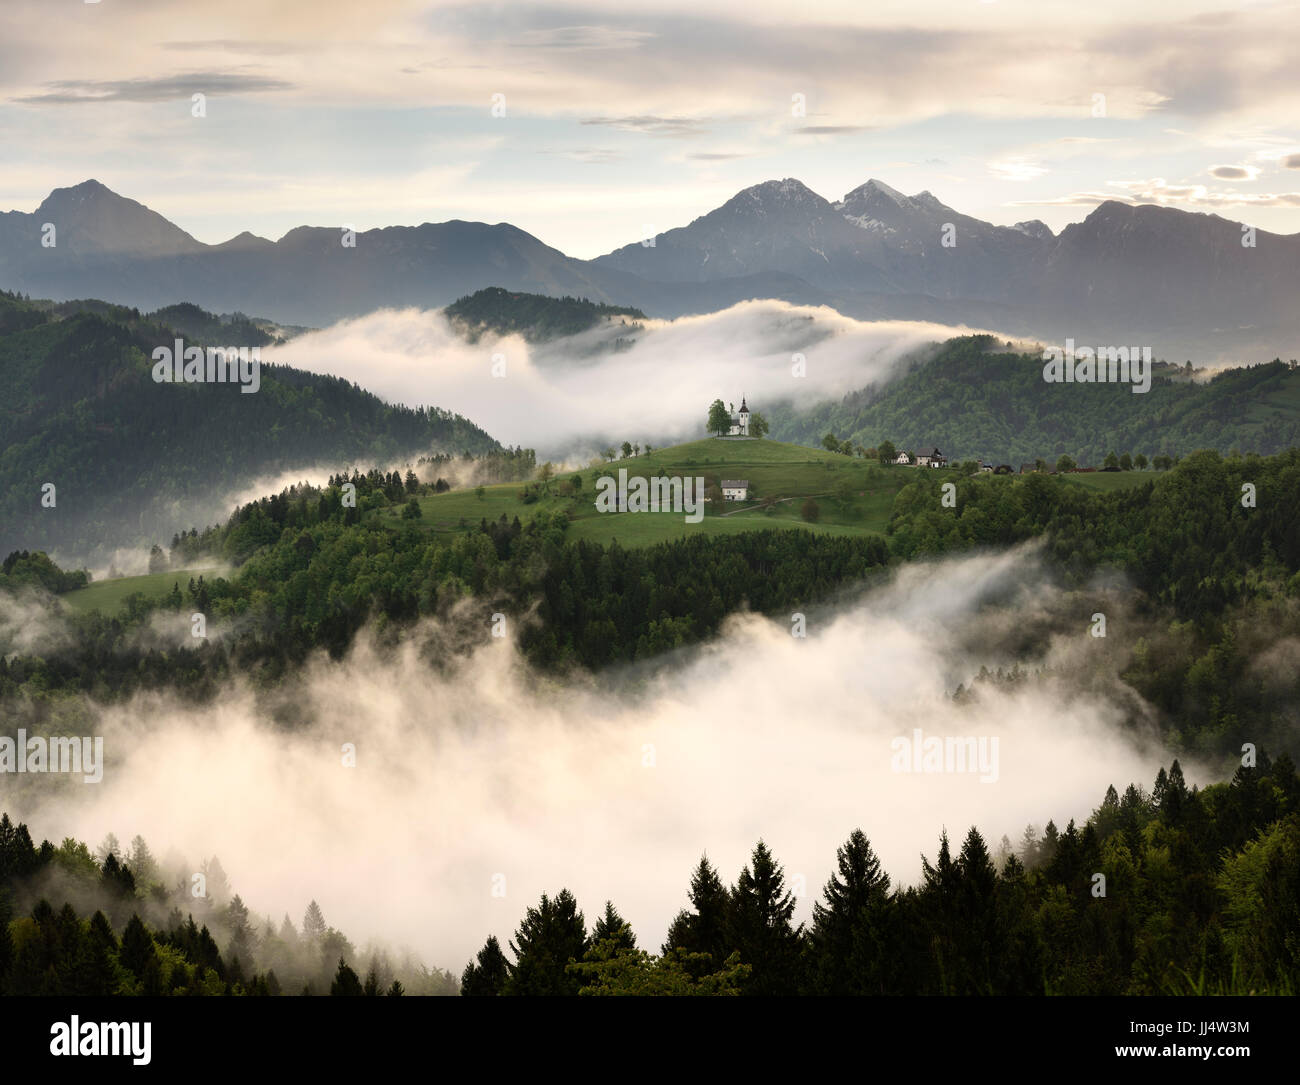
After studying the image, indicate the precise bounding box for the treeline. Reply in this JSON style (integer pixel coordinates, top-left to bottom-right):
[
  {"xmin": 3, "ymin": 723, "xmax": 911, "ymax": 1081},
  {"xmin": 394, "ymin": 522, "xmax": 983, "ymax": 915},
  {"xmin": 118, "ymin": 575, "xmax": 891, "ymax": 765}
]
[
  {"xmin": 444, "ymin": 286, "xmax": 645, "ymax": 344},
  {"xmin": 771, "ymin": 334, "xmax": 1300, "ymax": 464},
  {"xmin": 462, "ymin": 755, "xmax": 1300, "ymax": 995},
  {"xmin": 0, "ymin": 815, "xmax": 455, "ymax": 996}
]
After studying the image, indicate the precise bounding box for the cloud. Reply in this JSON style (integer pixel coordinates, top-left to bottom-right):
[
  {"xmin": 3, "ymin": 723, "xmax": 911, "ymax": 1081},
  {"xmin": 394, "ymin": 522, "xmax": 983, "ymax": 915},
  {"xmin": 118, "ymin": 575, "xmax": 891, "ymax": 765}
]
[
  {"xmin": 1019, "ymin": 178, "xmax": 1300, "ymax": 210},
  {"xmin": 988, "ymin": 159, "xmax": 1049, "ymax": 182},
  {"xmin": 1284, "ymin": 153, "xmax": 1300, "ymax": 169},
  {"xmin": 1208, "ymin": 164, "xmax": 1260, "ymax": 180},
  {"xmin": 795, "ymin": 125, "xmax": 870, "ymax": 135},
  {"xmin": 4, "ymin": 546, "xmax": 1183, "ymax": 971},
  {"xmin": 15, "ymin": 72, "xmax": 293, "ymax": 105},
  {"xmin": 580, "ymin": 115, "xmax": 710, "ymax": 137},
  {"xmin": 510, "ymin": 26, "xmax": 656, "ymax": 51},
  {"xmin": 263, "ymin": 300, "xmax": 992, "ymax": 459}
]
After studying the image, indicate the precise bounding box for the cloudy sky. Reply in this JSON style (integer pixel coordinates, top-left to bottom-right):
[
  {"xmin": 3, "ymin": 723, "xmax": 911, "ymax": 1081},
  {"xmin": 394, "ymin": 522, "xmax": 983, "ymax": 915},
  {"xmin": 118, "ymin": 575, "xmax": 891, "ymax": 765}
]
[{"xmin": 2, "ymin": 0, "xmax": 1299, "ymax": 256}]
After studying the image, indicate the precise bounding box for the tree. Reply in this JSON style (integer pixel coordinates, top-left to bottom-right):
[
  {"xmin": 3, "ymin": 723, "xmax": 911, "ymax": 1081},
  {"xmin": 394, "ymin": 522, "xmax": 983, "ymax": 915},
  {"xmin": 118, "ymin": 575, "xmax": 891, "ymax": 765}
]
[
  {"xmin": 330, "ymin": 958, "xmax": 364, "ymax": 996},
  {"xmin": 1135, "ymin": 453, "xmax": 1148, "ymax": 470},
  {"xmin": 591, "ymin": 901, "xmax": 637, "ymax": 952},
  {"xmin": 1056, "ymin": 454, "xmax": 1076, "ymax": 473},
  {"xmin": 120, "ymin": 915, "xmax": 155, "ymax": 980},
  {"xmin": 1119, "ymin": 452, "xmax": 1133, "ymax": 471},
  {"xmin": 461, "ymin": 934, "xmax": 510, "ymax": 995},
  {"xmin": 663, "ymin": 855, "xmax": 732, "ymax": 969},
  {"xmin": 148, "ymin": 545, "xmax": 167, "ymax": 574},
  {"xmin": 1103, "ymin": 450, "xmax": 1120, "ymax": 470},
  {"xmin": 505, "ymin": 889, "xmax": 588, "ymax": 996},
  {"xmin": 729, "ymin": 841, "xmax": 803, "ymax": 995},
  {"xmin": 749, "ymin": 411, "xmax": 770, "ymax": 439},
  {"xmin": 128, "ymin": 836, "xmax": 158, "ymax": 888},
  {"xmin": 707, "ymin": 399, "xmax": 730, "ymax": 436},
  {"xmin": 800, "ymin": 498, "xmax": 820, "ymax": 523},
  {"xmin": 877, "ymin": 440, "xmax": 897, "ymax": 465},
  {"xmin": 821, "ymin": 433, "xmax": 841, "ymax": 454},
  {"xmin": 402, "ymin": 497, "xmax": 422, "ymax": 519},
  {"xmin": 405, "ymin": 469, "xmax": 419, "ymax": 492},
  {"xmin": 620, "ymin": 442, "xmax": 633, "ymax": 459},
  {"xmin": 302, "ymin": 900, "xmax": 327, "ymax": 944},
  {"xmin": 808, "ymin": 829, "xmax": 890, "ymax": 994},
  {"xmin": 475, "ymin": 485, "xmax": 486, "ymax": 500}
]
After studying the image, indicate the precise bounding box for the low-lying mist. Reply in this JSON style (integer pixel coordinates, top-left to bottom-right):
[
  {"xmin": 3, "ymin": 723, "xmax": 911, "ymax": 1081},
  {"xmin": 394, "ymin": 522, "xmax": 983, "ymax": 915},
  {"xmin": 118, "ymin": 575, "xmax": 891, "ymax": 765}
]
[
  {"xmin": 6, "ymin": 546, "xmax": 1191, "ymax": 974},
  {"xmin": 264, "ymin": 301, "xmax": 998, "ymax": 460}
]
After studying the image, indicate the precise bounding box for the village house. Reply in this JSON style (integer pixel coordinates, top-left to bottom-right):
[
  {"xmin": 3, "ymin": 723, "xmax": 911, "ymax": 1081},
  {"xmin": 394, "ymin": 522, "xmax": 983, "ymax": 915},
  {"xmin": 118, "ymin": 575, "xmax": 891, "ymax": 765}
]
[
  {"xmin": 915, "ymin": 446, "xmax": 948, "ymax": 468},
  {"xmin": 721, "ymin": 479, "xmax": 750, "ymax": 501},
  {"xmin": 894, "ymin": 450, "xmax": 912, "ymax": 465}
]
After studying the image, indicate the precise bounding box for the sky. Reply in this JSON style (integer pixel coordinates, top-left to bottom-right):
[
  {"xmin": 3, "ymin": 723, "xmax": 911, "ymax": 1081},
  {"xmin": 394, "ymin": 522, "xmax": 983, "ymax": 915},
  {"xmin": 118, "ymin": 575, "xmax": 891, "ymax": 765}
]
[{"xmin": 1, "ymin": 0, "xmax": 1299, "ymax": 257}]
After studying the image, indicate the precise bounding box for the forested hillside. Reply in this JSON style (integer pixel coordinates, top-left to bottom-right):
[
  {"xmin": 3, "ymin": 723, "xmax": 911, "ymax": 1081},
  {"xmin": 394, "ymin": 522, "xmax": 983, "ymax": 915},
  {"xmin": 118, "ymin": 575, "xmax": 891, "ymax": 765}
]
[
  {"xmin": 3, "ymin": 446, "xmax": 1298, "ymax": 763},
  {"xmin": 444, "ymin": 287, "xmax": 646, "ymax": 343},
  {"xmin": 771, "ymin": 334, "xmax": 1300, "ymax": 465},
  {"xmin": 0, "ymin": 290, "xmax": 500, "ymax": 558}
]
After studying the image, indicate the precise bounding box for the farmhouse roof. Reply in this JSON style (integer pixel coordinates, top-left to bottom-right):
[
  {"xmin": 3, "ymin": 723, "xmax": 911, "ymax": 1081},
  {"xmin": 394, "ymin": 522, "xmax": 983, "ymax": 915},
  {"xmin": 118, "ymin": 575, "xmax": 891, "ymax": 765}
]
[{"xmin": 720, "ymin": 479, "xmax": 748, "ymax": 488}]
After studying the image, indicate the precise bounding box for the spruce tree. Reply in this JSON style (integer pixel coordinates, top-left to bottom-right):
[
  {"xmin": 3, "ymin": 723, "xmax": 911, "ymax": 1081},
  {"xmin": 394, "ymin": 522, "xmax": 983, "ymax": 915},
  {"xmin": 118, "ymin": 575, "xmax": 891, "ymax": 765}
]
[
  {"xmin": 505, "ymin": 889, "xmax": 587, "ymax": 996},
  {"xmin": 329, "ymin": 958, "xmax": 364, "ymax": 996},
  {"xmin": 461, "ymin": 934, "xmax": 509, "ymax": 996},
  {"xmin": 728, "ymin": 841, "xmax": 803, "ymax": 995}
]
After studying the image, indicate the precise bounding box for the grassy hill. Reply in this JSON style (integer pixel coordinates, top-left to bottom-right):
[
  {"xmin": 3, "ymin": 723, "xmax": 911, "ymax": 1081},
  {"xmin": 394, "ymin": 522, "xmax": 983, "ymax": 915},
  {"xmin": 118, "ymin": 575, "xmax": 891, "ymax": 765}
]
[
  {"xmin": 771, "ymin": 333, "xmax": 1300, "ymax": 465},
  {"xmin": 378, "ymin": 436, "xmax": 916, "ymax": 548},
  {"xmin": 61, "ymin": 567, "xmax": 217, "ymax": 616}
]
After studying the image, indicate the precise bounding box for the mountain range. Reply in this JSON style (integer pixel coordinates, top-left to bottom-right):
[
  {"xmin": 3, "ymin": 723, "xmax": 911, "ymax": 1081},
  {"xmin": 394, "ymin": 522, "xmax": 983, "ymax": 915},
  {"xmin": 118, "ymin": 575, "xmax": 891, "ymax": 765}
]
[{"xmin": 1, "ymin": 178, "xmax": 1297, "ymax": 361}]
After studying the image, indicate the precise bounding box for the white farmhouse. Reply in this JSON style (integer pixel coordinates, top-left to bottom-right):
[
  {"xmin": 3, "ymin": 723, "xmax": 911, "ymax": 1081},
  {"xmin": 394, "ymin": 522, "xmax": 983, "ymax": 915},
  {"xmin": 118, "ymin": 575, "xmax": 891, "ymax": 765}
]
[
  {"xmin": 721, "ymin": 479, "xmax": 750, "ymax": 501},
  {"xmin": 894, "ymin": 450, "xmax": 912, "ymax": 465}
]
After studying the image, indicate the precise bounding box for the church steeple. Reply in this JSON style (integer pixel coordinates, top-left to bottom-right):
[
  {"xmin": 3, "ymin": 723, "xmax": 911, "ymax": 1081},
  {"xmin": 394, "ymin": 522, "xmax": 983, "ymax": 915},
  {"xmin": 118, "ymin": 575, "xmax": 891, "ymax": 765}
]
[{"xmin": 739, "ymin": 396, "xmax": 749, "ymax": 414}]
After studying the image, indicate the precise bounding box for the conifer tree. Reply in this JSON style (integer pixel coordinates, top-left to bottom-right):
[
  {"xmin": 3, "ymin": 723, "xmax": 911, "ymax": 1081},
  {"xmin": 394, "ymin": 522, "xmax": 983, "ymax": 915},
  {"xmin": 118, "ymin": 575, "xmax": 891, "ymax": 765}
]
[
  {"xmin": 505, "ymin": 889, "xmax": 587, "ymax": 996},
  {"xmin": 461, "ymin": 934, "xmax": 509, "ymax": 996}
]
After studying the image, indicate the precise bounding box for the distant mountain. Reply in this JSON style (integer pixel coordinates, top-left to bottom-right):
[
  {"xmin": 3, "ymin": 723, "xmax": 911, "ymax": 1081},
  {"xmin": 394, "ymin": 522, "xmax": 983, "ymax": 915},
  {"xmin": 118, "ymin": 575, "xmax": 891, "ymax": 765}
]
[
  {"xmin": 0, "ymin": 290, "xmax": 499, "ymax": 560},
  {"xmin": 768, "ymin": 334, "xmax": 1300, "ymax": 465},
  {"xmin": 2, "ymin": 178, "xmax": 1298, "ymax": 360}
]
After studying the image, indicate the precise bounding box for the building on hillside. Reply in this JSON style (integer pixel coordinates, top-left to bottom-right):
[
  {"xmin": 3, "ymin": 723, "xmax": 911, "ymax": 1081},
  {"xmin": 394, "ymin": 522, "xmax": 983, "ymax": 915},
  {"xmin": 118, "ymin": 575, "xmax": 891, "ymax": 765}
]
[
  {"xmin": 894, "ymin": 450, "xmax": 912, "ymax": 465},
  {"xmin": 721, "ymin": 479, "xmax": 750, "ymax": 501},
  {"xmin": 979, "ymin": 462, "xmax": 995, "ymax": 473},
  {"xmin": 915, "ymin": 446, "xmax": 947, "ymax": 468},
  {"xmin": 727, "ymin": 397, "xmax": 751, "ymax": 436}
]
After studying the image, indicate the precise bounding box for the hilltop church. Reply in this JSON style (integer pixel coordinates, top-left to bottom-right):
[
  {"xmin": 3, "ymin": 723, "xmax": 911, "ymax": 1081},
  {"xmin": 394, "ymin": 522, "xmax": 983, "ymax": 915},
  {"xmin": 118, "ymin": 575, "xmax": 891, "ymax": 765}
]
[{"xmin": 728, "ymin": 397, "xmax": 750, "ymax": 436}]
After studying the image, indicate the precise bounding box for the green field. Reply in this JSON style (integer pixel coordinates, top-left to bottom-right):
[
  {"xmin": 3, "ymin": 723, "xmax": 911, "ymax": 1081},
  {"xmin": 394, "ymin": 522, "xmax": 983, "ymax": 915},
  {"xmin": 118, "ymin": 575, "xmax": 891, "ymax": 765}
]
[
  {"xmin": 378, "ymin": 437, "xmax": 913, "ymax": 547},
  {"xmin": 61, "ymin": 568, "xmax": 220, "ymax": 615}
]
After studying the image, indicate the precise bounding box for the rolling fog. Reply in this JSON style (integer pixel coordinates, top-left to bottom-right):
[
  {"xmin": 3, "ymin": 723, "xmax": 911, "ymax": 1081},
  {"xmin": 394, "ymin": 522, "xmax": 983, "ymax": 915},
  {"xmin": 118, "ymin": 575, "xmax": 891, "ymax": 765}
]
[
  {"xmin": 264, "ymin": 300, "xmax": 997, "ymax": 459},
  {"xmin": 5, "ymin": 546, "xmax": 1188, "ymax": 973}
]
